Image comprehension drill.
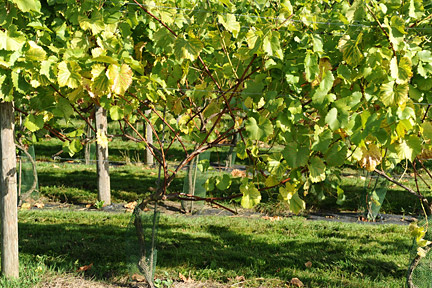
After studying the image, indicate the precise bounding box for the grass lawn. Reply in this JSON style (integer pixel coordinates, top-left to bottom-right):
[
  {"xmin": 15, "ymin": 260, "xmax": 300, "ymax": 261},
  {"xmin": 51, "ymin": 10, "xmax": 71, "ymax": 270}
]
[
  {"xmin": 10, "ymin": 137, "xmax": 430, "ymax": 287},
  {"xmin": 0, "ymin": 210, "xmax": 412, "ymax": 287}
]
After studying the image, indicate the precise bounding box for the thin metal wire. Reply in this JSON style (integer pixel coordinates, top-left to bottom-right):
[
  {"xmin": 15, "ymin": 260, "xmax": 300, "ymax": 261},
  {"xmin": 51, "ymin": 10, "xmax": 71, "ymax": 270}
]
[{"xmin": 100, "ymin": 1, "xmax": 432, "ymax": 30}]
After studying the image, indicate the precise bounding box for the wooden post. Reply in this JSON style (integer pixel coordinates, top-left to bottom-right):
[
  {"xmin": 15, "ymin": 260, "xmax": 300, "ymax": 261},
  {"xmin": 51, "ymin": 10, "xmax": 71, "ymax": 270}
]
[
  {"xmin": 0, "ymin": 101, "xmax": 19, "ymax": 278},
  {"xmin": 145, "ymin": 110, "xmax": 153, "ymax": 166},
  {"xmin": 95, "ymin": 105, "xmax": 111, "ymax": 205}
]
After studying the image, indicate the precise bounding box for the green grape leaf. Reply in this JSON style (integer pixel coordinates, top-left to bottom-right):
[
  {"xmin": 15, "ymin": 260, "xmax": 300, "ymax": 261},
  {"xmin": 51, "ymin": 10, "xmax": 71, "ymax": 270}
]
[
  {"xmin": 57, "ymin": 61, "xmax": 82, "ymax": 89},
  {"xmin": 360, "ymin": 144, "xmax": 382, "ymax": 172},
  {"xmin": 174, "ymin": 36, "xmax": 204, "ymax": 62},
  {"xmin": 308, "ymin": 156, "xmax": 326, "ymax": 183},
  {"xmin": 391, "ymin": 56, "xmax": 413, "ymax": 84},
  {"xmin": 336, "ymin": 186, "xmax": 345, "ymax": 205},
  {"xmin": 109, "ymin": 105, "xmax": 124, "ymax": 121},
  {"xmin": 422, "ymin": 122, "xmax": 432, "ymax": 141},
  {"xmin": 380, "ymin": 81, "xmax": 409, "ymax": 107},
  {"xmin": 12, "ymin": 69, "xmax": 31, "ymax": 94},
  {"xmin": 236, "ymin": 141, "xmax": 248, "ymax": 160},
  {"xmin": 11, "ymin": 0, "xmax": 41, "ymax": 12},
  {"xmin": 91, "ymin": 64, "xmax": 109, "ymax": 96},
  {"xmin": 397, "ymin": 136, "xmax": 422, "ymax": 161},
  {"xmin": 0, "ymin": 27, "xmax": 26, "ymax": 51},
  {"xmin": 282, "ymin": 142, "xmax": 309, "ymax": 168},
  {"xmin": 40, "ymin": 57, "xmax": 57, "ymax": 82},
  {"xmin": 240, "ymin": 180, "xmax": 261, "ymax": 209},
  {"xmin": 325, "ymin": 107, "xmax": 339, "ymax": 130},
  {"xmin": 24, "ymin": 114, "xmax": 44, "ymax": 132},
  {"xmin": 312, "ymin": 69, "xmax": 335, "ymax": 105},
  {"xmin": 387, "ymin": 16, "xmax": 405, "ymax": 51},
  {"xmin": 216, "ymin": 174, "xmax": 232, "ymax": 190},
  {"xmin": 341, "ymin": 35, "xmax": 363, "ymax": 67},
  {"xmin": 69, "ymin": 138, "xmax": 83, "ymax": 154},
  {"xmin": 52, "ymin": 97, "xmax": 74, "ymax": 121},
  {"xmin": 409, "ymin": 0, "xmax": 424, "ymax": 19},
  {"xmin": 217, "ymin": 14, "xmax": 240, "ymax": 38},
  {"xmin": 417, "ymin": 50, "xmax": 432, "ymax": 63},
  {"xmin": 312, "ymin": 129, "xmax": 333, "ymax": 153},
  {"xmin": 0, "ymin": 71, "xmax": 13, "ymax": 102},
  {"xmin": 263, "ymin": 31, "xmax": 283, "ymax": 59},
  {"xmin": 279, "ymin": 183, "xmax": 305, "ymax": 214},
  {"xmin": 107, "ymin": 64, "xmax": 132, "ymax": 95},
  {"xmin": 25, "ymin": 41, "xmax": 46, "ymax": 61},
  {"xmin": 305, "ymin": 51, "xmax": 319, "ymax": 82},
  {"xmin": 324, "ymin": 143, "xmax": 347, "ymax": 167},
  {"xmin": 265, "ymin": 175, "xmax": 279, "ymax": 187},
  {"xmin": 245, "ymin": 115, "xmax": 274, "ymax": 140}
]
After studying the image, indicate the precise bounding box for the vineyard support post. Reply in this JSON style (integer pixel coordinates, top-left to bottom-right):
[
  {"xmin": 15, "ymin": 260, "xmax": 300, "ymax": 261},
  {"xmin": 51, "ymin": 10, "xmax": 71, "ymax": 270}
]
[
  {"xmin": 96, "ymin": 105, "xmax": 111, "ymax": 205},
  {"xmin": 0, "ymin": 101, "xmax": 19, "ymax": 278}
]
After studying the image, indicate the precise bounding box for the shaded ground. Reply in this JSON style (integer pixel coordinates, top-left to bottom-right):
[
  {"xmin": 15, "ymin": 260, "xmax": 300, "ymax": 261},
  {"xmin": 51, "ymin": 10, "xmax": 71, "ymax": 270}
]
[
  {"xmin": 24, "ymin": 199, "xmax": 418, "ymax": 226},
  {"xmin": 37, "ymin": 274, "xmax": 226, "ymax": 288}
]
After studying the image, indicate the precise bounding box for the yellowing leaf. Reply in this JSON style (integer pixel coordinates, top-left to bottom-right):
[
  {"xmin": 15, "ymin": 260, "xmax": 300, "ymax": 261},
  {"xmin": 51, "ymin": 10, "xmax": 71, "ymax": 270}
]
[
  {"xmin": 25, "ymin": 41, "xmax": 46, "ymax": 61},
  {"xmin": 397, "ymin": 57, "xmax": 413, "ymax": 84},
  {"xmin": 419, "ymin": 149, "xmax": 432, "ymax": 160},
  {"xmin": 20, "ymin": 202, "xmax": 31, "ymax": 210},
  {"xmin": 57, "ymin": 61, "xmax": 82, "ymax": 89},
  {"xmin": 308, "ymin": 156, "xmax": 326, "ymax": 183},
  {"xmin": 174, "ymin": 35, "xmax": 204, "ymax": 62},
  {"xmin": 265, "ymin": 176, "xmax": 279, "ymax": 187},
  {"xmin": 341, "ymin": 35, "xmax": 363, "ymax": 67},
  {"xmin": 417, "ymin": 247, "xmax": 427, "ymax": 257},
  {"xmin": 380, "ymin": 81, "xmax": 409, "ymax": 107},
  {"xmin": 244, "ymin": 115, "xmax": 274, "ymax": 141},
  {"xmin": 107, "ymin": 64, "xmax": 132, "ymax": 95},
  {"xmin": 11, "ymin": 0, "xmax": 41, "ymax": 12},
  {"xmin": 279, "ymin": 183, "xmax": 306, "ymax": 214},
  {"xmin": 422, "ymin": 122, "xmax": 432, "ymax": 141},
  {"xmin": 88, "ymin": 64, "xmax": 109, "ymax": 97},
  {"xmin": 391, "ymin": 56, "xmax": 413, "ymax": 84},
  {"xmin": 359, "ymin": 144, "xmax": 382, "ymax": 172},
  {"xmin": 0, "ymin": 26, "xmax": 26, "ymax": 51},
  {"xmin": 396, "ymin": 136, "xmax": 422, "ymax": 161},
  {"xmin": 217, "ymin": 14, "xmax": 240, "ymax": 38},
  {"xmin": 96, "ymin": 131, "xmax": 108, "ymax": 149},
  {"xmin": 263, "ymin": 31, "xmax": 283, "ymax": 59},
  {"xmin": 240, "ymin": 180, "xmax": 261, "ymax": 209}
]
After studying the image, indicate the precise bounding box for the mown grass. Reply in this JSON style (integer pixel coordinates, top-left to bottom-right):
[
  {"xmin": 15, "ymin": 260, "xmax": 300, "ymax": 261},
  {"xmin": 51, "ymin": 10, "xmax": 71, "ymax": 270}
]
[
  {"xmin": 0, "ymin": 210, "xmax": 413, "ymax": 287},
  {"xmin": 14, "ymin": 135, "xmax": 431, "ymax": 287},
  {"xmin": 36, "ymin": 162, "xmax": 185, "ymax": 204}
]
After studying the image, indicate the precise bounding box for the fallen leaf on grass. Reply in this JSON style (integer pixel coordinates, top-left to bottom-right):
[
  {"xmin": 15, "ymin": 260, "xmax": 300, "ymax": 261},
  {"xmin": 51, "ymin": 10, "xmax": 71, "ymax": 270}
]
[
  {"xmin": 290, "ymin": 277, "xmax": 304, "ymax": 287},
  {"xmin": 124, "ymin": 201, "xmax": 137, "ymax": 210},
  {"xmin": 227, "ymin": 275, "xmax": 246, "ymax": 283},
  {"xmin": 231, "ymin": 169, "xmax": 246, "ymax": 178},
  {"xmin": 77, "ymin": 263, "xmax": 93, "ymax": 272},
  {"xmin": 132, "ymin": 273, "xmax": 146, "ymax": 282},
  {"xmin": 235, "ymin": 275, "xmax": 245, "ymax": 281},
  {"xmin": 85, "ymin": 204, "xmax": 92, "ymax": 208},
  {"xmin": 34, "ymin": 203, "xmax": 44, "ymax": 209},
  {"xmin": 305, "ymin": 261, "xmax": 312, "ymax": 268},
  {"xmin": 262, "ymin": 216, "xmax": 282, "ymax": 222},
  {"xmin": 21, "ymin": 203, "xmax": 31, "ymax": 210},
  {"xmin": 179, "ymin": 272, "xmax": 193, "ymax": 282}
]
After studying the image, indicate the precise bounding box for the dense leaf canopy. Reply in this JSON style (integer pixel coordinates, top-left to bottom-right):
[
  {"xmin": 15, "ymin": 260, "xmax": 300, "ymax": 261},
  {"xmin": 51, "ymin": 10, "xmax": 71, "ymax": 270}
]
[{"xmin": 2, "ymin": 0, "xmax": 432, "ymax": 211}]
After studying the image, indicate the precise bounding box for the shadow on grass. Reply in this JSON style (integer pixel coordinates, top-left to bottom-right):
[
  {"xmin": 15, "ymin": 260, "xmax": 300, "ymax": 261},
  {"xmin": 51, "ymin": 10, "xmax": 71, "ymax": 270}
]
[
  {"xmin": 19, "ymin": 221, "xmax": 132, "ymax": 280},
  {"xmin": 38, "ymin": 168, "xmax": 184, "ymax": 203},
  {"xmin": 307, "ymin": 184, "xmax": 430, "ymax": 215},
  {"xmin": 19, "ymin": 212, "xmax": 409, "ymax": 287}
]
